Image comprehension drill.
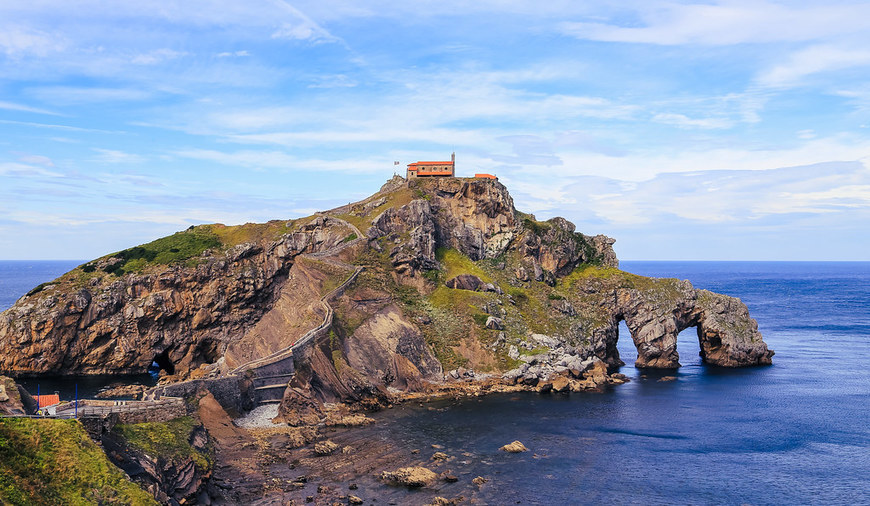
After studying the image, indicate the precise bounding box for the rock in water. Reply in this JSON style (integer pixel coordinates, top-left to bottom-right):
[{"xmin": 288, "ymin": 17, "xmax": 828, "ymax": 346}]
[
  {"xmin": 381, "ymin": 466, "xmax": 438, "ymax": 487},
  {"xmin": 500, "ymin": 441, "xmax": 529, "ymax": 453}
]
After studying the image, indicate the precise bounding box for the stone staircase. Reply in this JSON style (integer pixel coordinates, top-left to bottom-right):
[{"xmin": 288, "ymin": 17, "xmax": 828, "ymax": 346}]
[
  {"xmin": 229, "ymin": 215, "xmax": 365, "ymax": 406},
  {"xmin": 252, "ymin": 373, "xmax": 294, "ymax": 404}
]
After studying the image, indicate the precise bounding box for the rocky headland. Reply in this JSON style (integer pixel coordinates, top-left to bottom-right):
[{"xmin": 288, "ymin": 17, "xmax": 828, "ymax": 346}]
[{"xmin": 0, "ymin": 175, "xmax": 774, "ymax": 503}]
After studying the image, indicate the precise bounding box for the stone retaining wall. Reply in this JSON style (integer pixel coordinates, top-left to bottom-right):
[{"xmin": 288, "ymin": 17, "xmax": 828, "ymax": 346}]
[{"xmin": 147, "ymin": 375, "xmax": 254, "ymax": 415}]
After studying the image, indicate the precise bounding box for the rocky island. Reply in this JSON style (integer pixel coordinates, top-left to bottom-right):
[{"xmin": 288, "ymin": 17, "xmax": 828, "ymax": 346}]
[{"xmin": 0, "ymin": 175, "xmax": 773, "ymax": 504}]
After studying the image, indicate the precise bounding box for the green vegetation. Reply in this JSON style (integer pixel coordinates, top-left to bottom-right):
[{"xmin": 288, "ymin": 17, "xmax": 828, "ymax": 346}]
[
  {"xmin": 342, "ymin": 233, "xmax": 358, "ymax": 243},
  {"xmin": 0, "ymin": 418, "xmax": 156, "ymax": 505},
  {"xmin": 334, "ymin": 185, "xmax": 416, "ymax": 233},
  {"xmin": 114, "ymin": 417, "xmax": 212, "ymax": 472},
  {"xmin": 97, "ymin": 227, "xmax": 222, "ymax": 275},
  {"xmin": 472, "ymin": 313, "xmax": 489, "ymax": 327},
  {"xmin": 63, "ymin": 219, "xmax": 303, "ymax": 282},
  {"xmin": 435, "ymin": 248, "xmax": 492, "ymax": 283},
  {"xmin": 26, "ymin": 282, "xmax": 51, "ymax": 296},
  {"xmin": 202, "ymin": 219, "xmax": 297, "ymax": 247},
  {"xmin": 517, "ymin": 212, "xmax": 551, "ymax": 236}
]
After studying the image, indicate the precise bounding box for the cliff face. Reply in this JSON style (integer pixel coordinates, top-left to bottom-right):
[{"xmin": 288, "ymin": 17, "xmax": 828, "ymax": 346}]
[
  {"xmin": 0, "ymin": 177, "xmax": 772, "ymax": 404},
  {"xmin": 0, "ymin": 218, "xmax": 353, "ymax": 377}
]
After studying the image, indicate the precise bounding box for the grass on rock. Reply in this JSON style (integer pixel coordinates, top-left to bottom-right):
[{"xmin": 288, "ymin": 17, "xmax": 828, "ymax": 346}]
[{"xmin": 0, "ymin": 418, "xmax": 156, "ymax": 506}]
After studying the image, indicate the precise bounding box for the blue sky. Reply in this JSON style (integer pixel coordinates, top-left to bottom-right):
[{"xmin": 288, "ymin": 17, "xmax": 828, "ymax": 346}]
[{"xmin": 1, "ymin": 1, "xmax": 869, "ymax": 261}]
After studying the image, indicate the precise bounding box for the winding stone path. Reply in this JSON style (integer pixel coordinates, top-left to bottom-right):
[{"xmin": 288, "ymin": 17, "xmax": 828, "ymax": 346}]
[{"xmin": 228, "ymin": 216, "xmax": 365, "ymax": 404}]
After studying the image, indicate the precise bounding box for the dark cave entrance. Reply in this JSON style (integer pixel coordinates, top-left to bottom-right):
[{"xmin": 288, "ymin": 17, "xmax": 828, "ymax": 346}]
[{"xmin": 150, "ymin": 349, "xmax": 175, "ymax": 376}]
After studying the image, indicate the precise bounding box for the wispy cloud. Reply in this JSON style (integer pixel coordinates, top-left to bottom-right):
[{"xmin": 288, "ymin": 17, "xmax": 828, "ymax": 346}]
[
  {"xmin": 91, "ymin": 148, "xmax": 145, "ymax": 164},
  {"xmin": 757, "ymin": 44, "xmax": 870, "ymax": 88},
  {"xmin": 28, "ymin": 86, "xmax": 152, "ymax": 105},
  {"xmin": 0, "ymin": 27, "xmax": 66, "ymax": 57},
  {"xmin": 0, "ymin": 100, "xmax": 61, "ymax": 116},
  {"xmin": 131, "ymin": 48, "xmax": 189, "ymax": 65},
  {"xmin": 217, "ymin": 50, "xmax": 250, "ymax": 58},
  {"xmin": 561, "ymin": 2, "xmax": 870, "ymax": 46},
  {"xmin": 652, "ymin": 113, "xmax": 733, "ymax": 130}
]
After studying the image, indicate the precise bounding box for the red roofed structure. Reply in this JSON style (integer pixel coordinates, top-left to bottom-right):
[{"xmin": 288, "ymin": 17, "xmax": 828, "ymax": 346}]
[
  {"xmin": 34, "ymin": 394, "xmax": 60, "ymax": 408},
  {"xmin": 407, "ymin": 152, "xmax": 455, "ymax": 178}
]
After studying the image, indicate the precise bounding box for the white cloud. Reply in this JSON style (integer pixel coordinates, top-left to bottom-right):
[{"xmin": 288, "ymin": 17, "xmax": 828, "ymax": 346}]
[
  {"xmin": 757, "ymin": 44, "xmax": 870, "ymax": 88},
  {"xmin": 561, "ymin": 2, "xmax": 870, "ymax": 46},
  {"xmin": 173, "ymin": 148, "xmax": 389, "ymax": 173},
  {"xmin": 91, "ymin": 148, "xmax": 145, "ymax": 164},
  {"xmin": 17, "ymin": 154, "xmax": 54, "ymax": 167},
  {"xmin": 217, "ymin": 50, "xmax": 250, "ymax": 57},
  {"xmin": 0, "ymin": 27, "xmax": 66, "ymax": 57},
  {"xmin": 28, "ymin": 86, "xmax": 152, "ymax": 104},
  {"xmin": 652, "ymin": 112, "xmax": 733, "ymax": 130},
  {"xmin": 535, "ymin": 161, "xmax": 870, "ymax": 230},
  {"xmin": 131, "ymin": 48, "xmax": 188, "ymax": 65},
  {"xmin": 268, "ymin": 0, "xmax": 341, "ymax": 44},
  {"xmin": 0, "ymin": 161, "xmax": 64, "ymax": 178},
  {"xmin": 0, "ymin": 100, "xmax": 60, "ymax": 116}
]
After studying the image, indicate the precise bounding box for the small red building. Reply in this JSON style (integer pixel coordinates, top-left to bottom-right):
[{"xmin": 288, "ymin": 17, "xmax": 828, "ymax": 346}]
[
  {"xmin": 475, "ymin": 173, "xmax": 497, "ymax": 180},
  {"xmin": 34, "ymin": 394, "xmax": 60, "ymax": 409},
  {"xmin": 407, "ymin": 153, "xmax": 455, "ymax": 178}
]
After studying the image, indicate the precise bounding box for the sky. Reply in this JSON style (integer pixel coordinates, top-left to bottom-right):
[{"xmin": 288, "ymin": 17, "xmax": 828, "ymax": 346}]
[{"xmin": 1, "ymin": 1, "xmax": 869, "ymax": 261}]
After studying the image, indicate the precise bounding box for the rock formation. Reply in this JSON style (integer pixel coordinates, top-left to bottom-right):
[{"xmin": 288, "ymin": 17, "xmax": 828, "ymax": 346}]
[{"xmin": 0, "ymin": 176, "xmax": 773, "ymax": 415}]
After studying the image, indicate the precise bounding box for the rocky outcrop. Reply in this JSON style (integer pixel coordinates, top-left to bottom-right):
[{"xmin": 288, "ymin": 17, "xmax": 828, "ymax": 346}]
[
  {"xmin": 381, "ymin": 466, "xmax": 438, "ymax": 487},
  {"xmin": 275, "ymin": 380, "xmax": 324, "ymax": 426},
  {"xmin": 367, "ymin": 178, "xmax": 617, "ymax": 280},
  {"xmin": 101, "ymin": 420, "xmax": 213, "ymax": 505},
  {"xmin": 342, "ymin": 304, "xmax": 443, "ymax": 391},
  {"xmin": 499, "ymin": 441, "xmax": 528, "ymax": 453},
  {"xmin": 0, "ymin": 175, "xmax": 771, "ymax": 419},
  {"xmin": 0, "ymin": 376, "xmax": 36, "ymax": 415},
  {"xmin": 0, "ymin": 217, "xmax": 351, "ymax": 377},
  {"xmin": 569, "ymin": 270, "xmax": 773, "ymax": 369}
]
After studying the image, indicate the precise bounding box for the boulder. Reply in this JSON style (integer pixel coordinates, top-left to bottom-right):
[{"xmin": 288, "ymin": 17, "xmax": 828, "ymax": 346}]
[
  {"xmin": 381, "ymin": 466, "xmax": 438, "ymax": 488},
  {"xmin": 500, "ymin": 440, "xmax": 529, "ymax": 453},
  {"xmin": 445, "ymin": 274, "xmax": 484, "ymax": 291},
  {"xmin": 551, "ymin": 376, "xmax": 570, "ymax": 393},
  {"xmin": 485, "ymin": 316, "xmax": 504, "ymax": 330}
]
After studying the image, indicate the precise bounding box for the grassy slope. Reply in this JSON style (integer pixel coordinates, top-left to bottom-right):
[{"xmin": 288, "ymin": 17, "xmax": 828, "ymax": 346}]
[
  {"xmin": 0, "ymin": 418, "xmax": 156, "ymax": 506},
  {"xmin": 114, "ymin": 416, "xmax": 212, "ymax": 472},
  {"xmin": 25, "ymin": 217, "xmax": 321, "ymax": 297}
]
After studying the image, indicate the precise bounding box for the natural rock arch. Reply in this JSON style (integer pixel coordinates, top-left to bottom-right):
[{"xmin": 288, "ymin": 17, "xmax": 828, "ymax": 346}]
[{"xmin": 592, "ymin": 281, "xmax": 773, "ymax": 369}]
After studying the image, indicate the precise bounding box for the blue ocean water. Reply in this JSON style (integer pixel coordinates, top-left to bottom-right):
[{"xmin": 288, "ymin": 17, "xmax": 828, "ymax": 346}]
[
  {"xmin": 0, "ymin": 260, "xmax": 83, "ymax": 311},
  {"xmin": 2, "ymin": 261, "xmax": 869, "ymax": 504},
  {"xmin": 336, "ymin": 261, "xmax": 870, "ymax": 505}
]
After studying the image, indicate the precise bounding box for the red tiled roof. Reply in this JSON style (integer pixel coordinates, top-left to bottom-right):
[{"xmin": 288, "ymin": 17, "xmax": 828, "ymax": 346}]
[
  {"xmin": 35, "ymin": 394, "xmax": 60, "ymax": 408},
  {"xmin": 407, "ymin": 161, "xmax": 454, "ymax": 166}
]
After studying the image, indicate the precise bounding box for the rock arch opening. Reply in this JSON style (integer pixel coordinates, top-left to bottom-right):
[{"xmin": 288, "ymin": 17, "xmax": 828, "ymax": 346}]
[
  {"xmin": 150, "ymin": 349, "xmax": 175, "ymax": 375},
  {"xmin": 609, "ymin": 311, "xmax": 704, "ymax": 370}
]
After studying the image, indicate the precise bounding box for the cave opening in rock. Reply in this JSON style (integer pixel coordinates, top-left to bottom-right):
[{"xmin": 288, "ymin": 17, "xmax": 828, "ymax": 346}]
[{"xmin": 150, "ymin": 349, "xmax": 175, "ymax": 376}]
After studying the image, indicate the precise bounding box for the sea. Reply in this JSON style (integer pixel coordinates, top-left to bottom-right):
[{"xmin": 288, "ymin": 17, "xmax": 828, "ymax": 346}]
[{"xmin": 1, "ymin": 260, "xmax": 869, "ymax": 504}]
